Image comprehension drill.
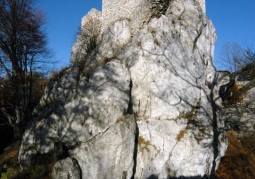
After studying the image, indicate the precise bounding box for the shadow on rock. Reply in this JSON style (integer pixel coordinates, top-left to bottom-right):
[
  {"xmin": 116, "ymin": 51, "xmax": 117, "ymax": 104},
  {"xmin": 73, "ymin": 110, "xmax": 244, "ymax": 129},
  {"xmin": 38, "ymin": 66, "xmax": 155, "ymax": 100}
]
[{"xmin": 147, "ymin": 175, "xmax": 209, "ymax": 179}]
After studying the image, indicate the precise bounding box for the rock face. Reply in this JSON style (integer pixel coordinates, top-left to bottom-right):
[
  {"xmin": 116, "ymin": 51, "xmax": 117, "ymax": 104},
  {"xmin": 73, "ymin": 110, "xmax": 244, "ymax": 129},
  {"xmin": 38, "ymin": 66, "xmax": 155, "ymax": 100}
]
[
  {"xmin": 219, "ymin": 80, "xmax": 255, "ymax": 136},
  {"xmin": 52, "ymin": 157, "xmax": 81, "ymax": 179},
  {"xmin": 71, "ymin": 8, "xmax": 102, "ymax": 63},
  {"xmin": 19, "ymin": 0, "xmax": 228, "ymax": 178}
]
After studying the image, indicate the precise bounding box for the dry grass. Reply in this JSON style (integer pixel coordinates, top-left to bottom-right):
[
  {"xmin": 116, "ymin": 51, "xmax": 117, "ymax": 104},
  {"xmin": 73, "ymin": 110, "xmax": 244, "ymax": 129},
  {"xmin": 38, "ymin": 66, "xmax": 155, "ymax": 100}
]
[
  {"xmin": 216, "ymin": 131, "xmax": 255, "ymax": 179},
  {"xmin": 115, "ymin": 117, "xmax": 124, "ymax": 123},
  {"xmin": 226, "ymin": 82, "xmax": 246, "ymax": 105},
  {"xmin": 138, "ymin": 137, "xmax": 158, "ymax": 153},
  {"xmin": 176, "ymin": 130, "xmax": 186, "ymax": 141},
  {"xmin": 49, "ymin": 66, "xmax": 70, "ymax": 82},
  {"xmin": 0, "ymin": 145, "xmax": 55, "ymax": 179}
]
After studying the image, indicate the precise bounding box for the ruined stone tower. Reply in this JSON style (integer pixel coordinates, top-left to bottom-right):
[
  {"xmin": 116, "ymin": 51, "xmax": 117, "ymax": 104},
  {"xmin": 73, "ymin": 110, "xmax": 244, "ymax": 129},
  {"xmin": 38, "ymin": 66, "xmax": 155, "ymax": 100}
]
[
  {"xmin": 102, "ymin": 0, "xmax": 152, "ymax": 34},
  {"xmin": 102, "ymin": 0, "xmax": 206, "ymax": 34}
]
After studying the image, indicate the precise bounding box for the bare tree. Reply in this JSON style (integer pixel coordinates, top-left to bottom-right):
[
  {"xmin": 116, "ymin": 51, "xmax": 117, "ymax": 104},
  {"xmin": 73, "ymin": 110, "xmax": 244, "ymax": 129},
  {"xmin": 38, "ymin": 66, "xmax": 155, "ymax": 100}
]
[
  {"xmin": 0, "ymin": 0, "xmax": 50, "ymax": 140},
  {"xmin": 219, "ymin": 42, "xmax": 244, "ymax": 72},
  {"xmin": 219, "ymin": 42, "xmax": 255, "ymax": 104}
]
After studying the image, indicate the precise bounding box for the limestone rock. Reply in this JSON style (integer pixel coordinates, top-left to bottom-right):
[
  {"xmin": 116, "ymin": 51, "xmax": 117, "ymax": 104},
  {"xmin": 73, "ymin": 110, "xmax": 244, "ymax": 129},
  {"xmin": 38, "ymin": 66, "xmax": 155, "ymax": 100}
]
[
  {"xmin": 241, "ymin": 82, "xmax": 255, "ymax": 108},
  {"xmin": 69, "ymin": 115, "xmax": 136, "ymax": 179},
  {"xmin": 84, "ymin": 19, "xmax": 132, "ymax": 76},
  {"xmin": 81, "ymin": 8, "xmax": 102, "ymax": 36},
  {"xmin": 117, "ymin": 0, "xmax": 226, "ymax": 177},
  {"xmin": 19, "ymin": 60, "xmax": 131, "ymax": 167},
  {"xmin": 215, "ymin": 75, "xmax": 255, "ymax": 136},
  {"xmin": 71, "ymin": 8, "xmax": 102, "ymax": 63},
  {"xmin": 70, "ymin": 31, "xmax": 93, "ymax": 64},
  {"xmin": 214, "ymin": 71, "xmax": 230, "ymax": 106},
  {"xmin": 219, "ymin": 80, "xmax": 255, "ymax": 135},
  {"xmin": 98, "ymin": 19, "xmax": 131, "ymax": 59},
  {"xmin": 33, "ymin": 66, "xmax": 80, "ymax": 114},
  {"xmin": 52, "ymin": 157, "xmax": 81, "ymax": 179},
  {"xmin": 19, "ymin": 0, "xmax": 228, "ymax": 178},
  {"xmin": 223, "ymin": 106, "xmax": 255, "ymax": 134}
]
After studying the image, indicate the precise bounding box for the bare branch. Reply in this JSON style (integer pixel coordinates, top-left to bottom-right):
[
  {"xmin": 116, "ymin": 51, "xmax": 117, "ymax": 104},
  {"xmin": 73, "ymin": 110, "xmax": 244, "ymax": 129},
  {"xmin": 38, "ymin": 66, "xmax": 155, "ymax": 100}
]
[{"xmin": 0, "ymin": 107, "xmax": 15, "ymax": 127}]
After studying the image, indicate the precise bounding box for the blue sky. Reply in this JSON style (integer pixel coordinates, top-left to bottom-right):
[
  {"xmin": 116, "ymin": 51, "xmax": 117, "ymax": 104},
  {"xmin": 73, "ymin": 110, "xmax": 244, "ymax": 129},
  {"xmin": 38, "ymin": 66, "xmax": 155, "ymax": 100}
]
[
  {"xmin": 206, "ymin": 0, "xmax": 255, "ymax": 70},
  {"xmin": 38, "ymin": 0, "xmax": 255, "ymax": 70}
]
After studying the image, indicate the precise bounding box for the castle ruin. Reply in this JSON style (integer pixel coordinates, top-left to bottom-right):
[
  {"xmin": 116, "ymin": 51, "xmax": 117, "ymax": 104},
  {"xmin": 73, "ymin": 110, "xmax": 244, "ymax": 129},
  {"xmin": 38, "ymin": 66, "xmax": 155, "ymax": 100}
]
[
  {"xmin": 82, "ymin": 0, "xmax": 205, "ymax": 34},
  {"xmin": 101, "ymin": 0, "xmax": 206, "ymax": 34}
]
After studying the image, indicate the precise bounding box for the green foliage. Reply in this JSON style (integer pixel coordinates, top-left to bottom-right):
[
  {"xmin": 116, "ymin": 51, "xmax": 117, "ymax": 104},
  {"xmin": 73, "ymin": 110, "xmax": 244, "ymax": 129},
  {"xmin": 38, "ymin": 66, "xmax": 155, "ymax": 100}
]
[{"xmin": 1, "ymin": 164, "xmax": 19, "ymax": 179}]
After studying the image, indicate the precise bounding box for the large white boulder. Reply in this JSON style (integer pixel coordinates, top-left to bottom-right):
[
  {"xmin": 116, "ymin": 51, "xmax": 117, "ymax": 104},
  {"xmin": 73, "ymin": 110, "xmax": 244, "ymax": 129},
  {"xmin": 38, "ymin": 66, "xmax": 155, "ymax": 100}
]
[{"xmin": 19, "ymin": 0, "xmax": 227, "ymax": 178}]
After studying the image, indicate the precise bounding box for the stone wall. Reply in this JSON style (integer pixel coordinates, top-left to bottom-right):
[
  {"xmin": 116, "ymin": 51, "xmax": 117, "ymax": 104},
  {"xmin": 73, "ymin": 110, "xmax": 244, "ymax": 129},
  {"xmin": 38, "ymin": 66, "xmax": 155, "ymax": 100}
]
[
  {"xmin": 102, "ymin": 0, "xmax": 152, "ymax": 35},
  {"xmin": 102, "ymin": 0, "xmax": 206, "ymax": 35}
]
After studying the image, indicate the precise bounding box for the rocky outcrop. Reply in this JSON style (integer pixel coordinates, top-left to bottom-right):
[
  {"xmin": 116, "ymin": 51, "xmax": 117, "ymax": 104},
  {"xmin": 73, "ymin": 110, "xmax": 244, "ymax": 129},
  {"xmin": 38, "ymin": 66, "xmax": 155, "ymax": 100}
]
[
  {"xmin": 19, "ymin": 0, "xmax": 228, "ymax": 178},
  {"xmin": 222, "ymin": 105, "xmax": 255, "ymax": 134},
  {"xmin": 52, "ymin": 157, "xmax": 81, "ymax": 179},
  {"xmin": 71, "ymin": 8, "xmax": 102, "ymax": 63},
  {"xmin": 217, "ymin": 79, "xmax": 255, "ymax": 136}
]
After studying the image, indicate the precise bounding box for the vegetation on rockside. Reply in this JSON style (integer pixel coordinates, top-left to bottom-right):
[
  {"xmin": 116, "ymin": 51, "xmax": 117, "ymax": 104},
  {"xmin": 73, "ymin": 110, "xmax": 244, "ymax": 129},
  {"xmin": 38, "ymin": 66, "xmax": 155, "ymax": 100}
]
[
  {"xmin": 219, "ymin": 43, "xmax": 255, "ymax": 106},
  {"xmin": 215, "ymin": 42, "xmax": 255, "ymax": 178},
  {"xmin": 216, "ymin": 131, "xmax": 255, "ymax": 179},
  {"xmin": 0, "ymin": 146, "xmax": 55, "ymax": 179}
]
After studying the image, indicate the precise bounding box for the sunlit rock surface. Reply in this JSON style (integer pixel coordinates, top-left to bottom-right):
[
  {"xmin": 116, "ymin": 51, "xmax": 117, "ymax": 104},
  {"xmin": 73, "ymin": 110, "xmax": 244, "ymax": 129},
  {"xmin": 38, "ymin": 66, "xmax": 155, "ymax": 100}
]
[{"xmin": 19, "ymin": 0, "xmax": 228, "ymax": 178}]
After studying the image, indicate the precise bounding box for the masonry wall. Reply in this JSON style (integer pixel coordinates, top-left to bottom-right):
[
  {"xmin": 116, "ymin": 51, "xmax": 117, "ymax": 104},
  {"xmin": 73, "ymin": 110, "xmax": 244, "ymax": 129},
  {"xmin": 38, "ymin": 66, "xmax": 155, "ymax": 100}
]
[
  {"xmin": 102, "ymin": 0, "xmax": 152, "ymax": 34},
  {"xmin": 102, "ymin": 0, "xmax": 206, "ymax": 34}
]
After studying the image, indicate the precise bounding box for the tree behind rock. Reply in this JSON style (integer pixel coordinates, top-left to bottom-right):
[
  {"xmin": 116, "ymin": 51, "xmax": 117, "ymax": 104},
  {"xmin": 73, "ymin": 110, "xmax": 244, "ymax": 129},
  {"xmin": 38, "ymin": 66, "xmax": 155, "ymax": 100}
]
[
  {"xmin": 0, "ymin": 0, "xmax": 50, "ymax": 141},
  {"xmin": 219, "ymin": 42, "xmax": 255, "ymax": 104}
]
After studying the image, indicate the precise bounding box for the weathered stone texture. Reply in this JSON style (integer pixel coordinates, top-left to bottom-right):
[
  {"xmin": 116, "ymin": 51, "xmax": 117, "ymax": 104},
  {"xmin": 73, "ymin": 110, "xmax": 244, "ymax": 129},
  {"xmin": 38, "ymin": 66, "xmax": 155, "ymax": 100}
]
[
  {"xmin": 81, "ymin": 8, "xmax": 102, "ymax": 35},
  {"xmin": 19, "ymin": 0, "xmax": 228, "ymax": 178},
  {"xmin": 102, "ymin": 0, "xmax": 152, "ymax": 34},
  {"xmin": 102, "ymin": 0, "xmax": 205, "ymax": 35},
  {"xmin": 197, "ymin": 0, "xmax": 206, "ymax": 13},
  {"xmin": 71, "ymin": 8, "xmax": 101, "ymax": 63},
  {"xmin": 69, "ymin": 115, "xmax": 136, "ymax": 179},
  {"xmin": 52, "ymin": 157, "xmax": 81, "ymax": 179}
]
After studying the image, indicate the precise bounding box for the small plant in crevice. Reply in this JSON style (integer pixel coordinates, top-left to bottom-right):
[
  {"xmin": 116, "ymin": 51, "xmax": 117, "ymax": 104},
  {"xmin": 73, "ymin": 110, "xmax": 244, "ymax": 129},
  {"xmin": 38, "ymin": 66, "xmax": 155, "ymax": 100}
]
[
  {"xmin": 136, "ymin": 41, "xmax": 142, "ymax": 47},
  {"xmin": 177, "ymin": 10, "xmax": 185, "ymax": 21},
  {"xmin": 49, "ymin": 66, "xmax": 70, "ymax": 83},
  {"xmin": 176, "ymin": 129, "xmax": 186, "ymax": 141},
  {"xmin": 150, "ymin": 0, "xmax": 171, "ymax": 19},
  {"xmin": 138, "ymin": 136, "xmax": 158, "ymax": 154},
  {"xmin": 224, "ymin": 82, "xmax": 246, "ymax": 106},
  {"xmin": 116, "ymin": 117, "xmax": 124, "ymax": 124},
  {"xmin": 154, "ymin": 37, "xmax": 160, "ymax": 46}
]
